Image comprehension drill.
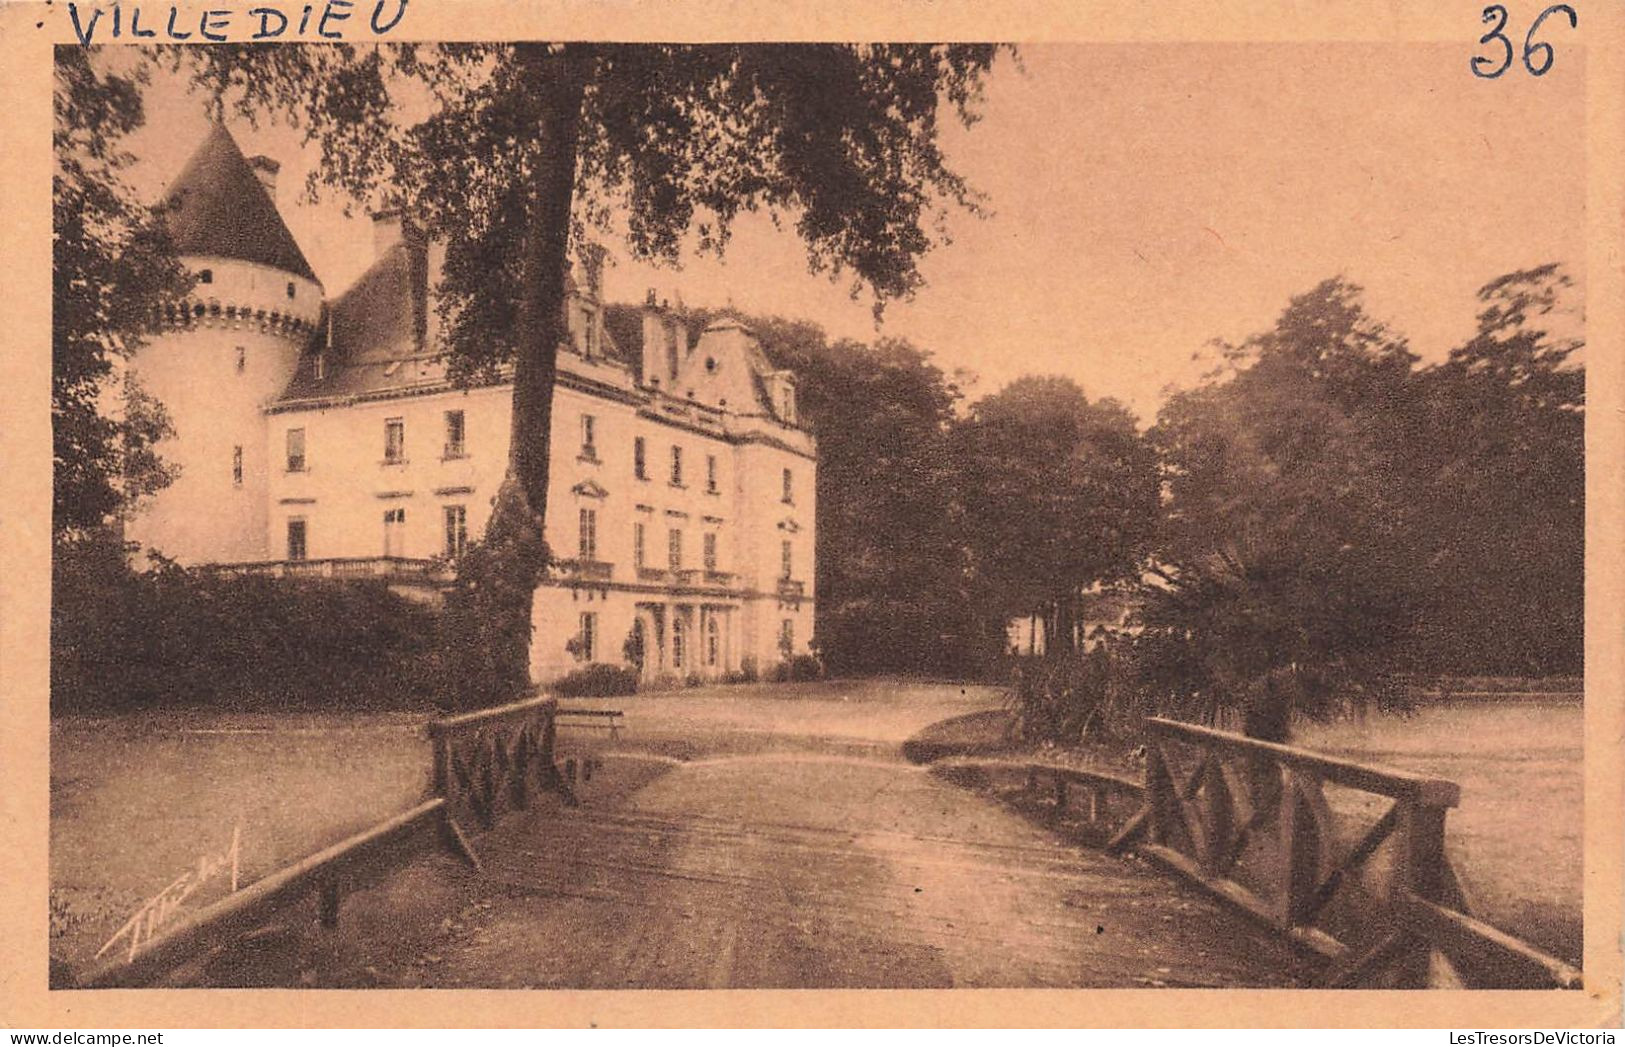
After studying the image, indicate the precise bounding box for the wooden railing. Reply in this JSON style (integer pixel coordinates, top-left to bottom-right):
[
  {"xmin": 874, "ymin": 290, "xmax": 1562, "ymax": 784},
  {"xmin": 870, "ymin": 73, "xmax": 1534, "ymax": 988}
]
[
  {"xmin": 1100, "ymin": 717, "xmax": 1582, "ymax": 989},
  {"xmin": 429, "ymin": 695, "xmax": 569, "ymax": 870},
  {"xmin": 75, "ymin": 799, "xmax": 452, "ymax": 988},
  {"xmin": 75, "ymin": 696, "xmax": 576, "ymax": 988}
]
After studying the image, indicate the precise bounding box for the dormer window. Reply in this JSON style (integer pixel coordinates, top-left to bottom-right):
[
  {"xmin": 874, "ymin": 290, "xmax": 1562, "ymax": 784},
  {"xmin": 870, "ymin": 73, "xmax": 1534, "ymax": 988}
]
[
  {"xmin": 286, "ymin": 282, "xmax": 296, "ymax": 299},
  {"xmin": 198, "ymin": 269, "xmax": 213, "ymax": 285}
]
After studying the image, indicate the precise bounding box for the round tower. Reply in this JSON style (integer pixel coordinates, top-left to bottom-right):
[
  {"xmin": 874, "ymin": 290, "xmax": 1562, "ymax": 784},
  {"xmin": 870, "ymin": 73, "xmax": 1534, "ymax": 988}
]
[{"xmin": 125, "ymin": 124, "xmax": 324, "ymax": 566}]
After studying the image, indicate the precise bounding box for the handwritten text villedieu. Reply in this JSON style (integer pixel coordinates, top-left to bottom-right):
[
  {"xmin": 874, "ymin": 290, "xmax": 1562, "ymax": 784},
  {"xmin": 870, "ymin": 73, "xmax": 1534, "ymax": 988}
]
[{"xmin": 68, "ymin": 1, "xmax": 410, "ymax": 46}]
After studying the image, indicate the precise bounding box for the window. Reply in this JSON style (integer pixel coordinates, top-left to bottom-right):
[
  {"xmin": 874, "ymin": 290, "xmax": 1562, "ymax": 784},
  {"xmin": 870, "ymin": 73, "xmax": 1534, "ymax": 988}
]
[
  {"xmin": 444, "ymin": 410, "xmax": 466, "ymax": 458},
  {"xmin": 580, "ymin": 414, "xmax": 596, "ymax": 457},
  {"xmin": 383, "ymin": 507, "xmax": 406, "ymax": 557},
  {"xmin": 706, "ymin": 614, "xmax": 720, "ymax": 667},
  {"xmin": 577, "ymin": 612, "xmax": 597, "ymax": 662},
  {"xmin": 444, "ymin": 505, "xmax": 467, "ymax": 558},
  {"xmin": 231, "ymin": 446, "xmax": 243, "ymax": 487},
  {"xmin": 286, "ymin": 518, "xmax": 307, "ymax": 561},
  {"xmin": 633, "ymin": 522, "xmax": 646, "ymax": 569},
  {"xmin": 782, "ymin": 539, "xmax": 793, "ymax": 580},
  {"xmin": 312, "ymin": 353, "xmax": 326, "ymax": 381},
  {"xmin": 633, "ymin": 437, "xmax": 647, "ymax": 480},
  {"xmin": 703, "ymin": 533, "xmax": 718, "ymax": 572},
  {"xmin": 235, "ymin": 346, "xmax": 246, "ymax": 373},
  {"xmin": 286, "ymin": 281, "xmax": 296, "ymax": 299},
  {"xmin": 384, "ymin": 418, "xmax": 405, "ymax": 464},
  {"xmin": 780, "ymin": 618, "xmax": 794, "ymax": 658},
  {"xmin": 672, "ymin": 617, "xmax": 686, "ymax": 669},
  {"xmin": 670, "ymin": 445, "xmax": 684, "ymax": 486},
  {"xmin": 285, "ymin": 428, "xmax": 306, "ymax": 472},
  {"xmin": 707, "ymin": 455, "xmax": 718, "ymax": 494},
  {"xmin": 198, "ymin": 269, "xmax": 213, "ymax": 285},
  {"xmin": 782, "ymin": 468, "xmax": 793, "ymax": 504},
  {"xmin": 668, "ymin": 527, "xmax": 683, "ymax": 571},
  {"xmin": 578, "ymin": 507, "xmax": 598, "ymax": 560}
]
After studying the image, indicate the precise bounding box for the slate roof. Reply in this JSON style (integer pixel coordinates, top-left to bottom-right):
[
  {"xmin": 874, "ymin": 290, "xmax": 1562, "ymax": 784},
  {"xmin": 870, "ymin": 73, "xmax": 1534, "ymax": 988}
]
[
  {"xmin": 601, "ymin": 302, "xmax": 646, "ymax": 372},
  {"xmin": 280, "ymin": 240, "xmax": 448, "ymax": 401},
  {"xmin": 162, "ymin": 123, "xmax": 318, "ymax": 284}
]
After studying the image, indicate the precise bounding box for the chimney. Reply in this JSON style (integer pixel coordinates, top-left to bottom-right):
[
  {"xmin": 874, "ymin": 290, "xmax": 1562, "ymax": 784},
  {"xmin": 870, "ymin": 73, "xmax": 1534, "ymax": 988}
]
[
  {"xmin": 246, "ymin": 155, "xmax": 280, "ymax": 200},
  {"xmin": 641, "ymin": 302, "xmax": 666, "ymax": 389}
]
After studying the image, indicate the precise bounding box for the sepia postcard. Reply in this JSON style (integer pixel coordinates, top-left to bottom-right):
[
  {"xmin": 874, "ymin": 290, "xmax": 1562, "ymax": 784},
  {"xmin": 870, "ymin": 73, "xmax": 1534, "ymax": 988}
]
[{"xmin": 1, "ymin": 0, "xmax": 1622, "ymax": 1030}]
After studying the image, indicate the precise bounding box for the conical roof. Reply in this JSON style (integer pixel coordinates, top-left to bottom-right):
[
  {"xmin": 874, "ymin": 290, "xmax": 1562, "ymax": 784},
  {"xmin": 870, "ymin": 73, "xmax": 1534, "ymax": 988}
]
[{"xmin": 161, "ymin": 122, "xmax": 318, "ymax": 284}]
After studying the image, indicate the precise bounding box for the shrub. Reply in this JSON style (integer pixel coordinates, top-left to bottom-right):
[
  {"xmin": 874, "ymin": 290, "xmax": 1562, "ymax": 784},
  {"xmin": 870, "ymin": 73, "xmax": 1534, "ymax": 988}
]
[
  {"xmin": 767, "ymin": 654, "xmax": 824, "ymax": 683},
  {"xmin": 1005, "ymin": 643, "xmax": 1148, "ymax": 745},
  {"xmin": 51, "ymin": 534, "xmax": 442, "ymax": 713},
  {"xmin": 552, "ymin": 663, "xmax": 640, "ymax": 698}
]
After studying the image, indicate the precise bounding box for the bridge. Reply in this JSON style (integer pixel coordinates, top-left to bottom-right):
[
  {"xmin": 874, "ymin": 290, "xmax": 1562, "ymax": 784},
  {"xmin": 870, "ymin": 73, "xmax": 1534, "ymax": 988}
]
[{"xmin": 72, "ymin": 684, "xmax": 1578, "ymax": 991}]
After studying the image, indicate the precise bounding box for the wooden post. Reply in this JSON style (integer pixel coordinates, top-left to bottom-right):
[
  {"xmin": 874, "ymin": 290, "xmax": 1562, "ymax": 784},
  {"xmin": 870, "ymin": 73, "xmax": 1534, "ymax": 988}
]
[
  {"xmin": 1392, "ymin": 799, "xmax": 1451, "ymax": 987},
  {"xmin": 1053, "ymin": 775, "xmax": 1068, "ymax": 819},
  {"xmin": 1145, "ymin": 743, "xmax": 1177, "ymax": 846},
  {"xmin": 1202, "ymin": 756, "xmax": 1235, "ymax": 877},
  {"xmin": 431, "ymin": 735, "xmax": 449, "ymax": 798},
  {"xmin": 1277, "ymin": 771, "xmax": 1321, "ymax": 930},
  {"xmin": 475, "ymin": 741, "xmax": 497, "ymax": 828},
  {"xmin": 511, "ymin": 725, "xmax": 531, "ymax": 809}
]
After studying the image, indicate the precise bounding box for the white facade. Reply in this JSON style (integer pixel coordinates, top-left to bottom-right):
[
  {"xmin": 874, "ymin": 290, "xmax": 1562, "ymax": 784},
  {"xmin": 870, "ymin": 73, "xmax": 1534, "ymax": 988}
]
[{"xmin": 125, "ymin": 125, "xmax": 817, "ymax": 686}]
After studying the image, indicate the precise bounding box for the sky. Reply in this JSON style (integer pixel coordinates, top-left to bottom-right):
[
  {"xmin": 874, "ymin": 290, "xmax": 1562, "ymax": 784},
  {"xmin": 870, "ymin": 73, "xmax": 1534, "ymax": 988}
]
[{"xmin": 115, "ymin": 42, "xmax": 1585, "ymax": 421}]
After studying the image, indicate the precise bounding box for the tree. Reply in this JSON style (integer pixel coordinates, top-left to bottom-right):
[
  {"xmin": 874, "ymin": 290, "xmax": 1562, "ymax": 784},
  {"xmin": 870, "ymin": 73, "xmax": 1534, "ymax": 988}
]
[
  {"xmin": 1408, "ymin": 264, "xmax": 1583, "ymax": 675},
  {"xmin": 53, "ymin": 49, "xmax": 189, "ymax": 537},
  {"xmin": 741, "ymin": 317, "xmax": 982, "ymax": 674},
  {"xmin": 954, "ymin": 375, "xmax": 1159, "ymax": 653},
  {"xmin": 175, "ymin": 42, "xmax": 1009, "ymax": 702},
  {"xmin": 1139, "ymin": 278, "xmax": 1424, "ymax": 739}
]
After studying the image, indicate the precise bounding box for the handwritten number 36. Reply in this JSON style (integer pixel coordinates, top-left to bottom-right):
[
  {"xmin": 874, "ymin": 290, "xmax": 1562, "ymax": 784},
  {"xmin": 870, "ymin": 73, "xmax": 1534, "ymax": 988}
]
[{"xmin": 1473, "ymin": 4, "xmax": 1578, "ymax": 79}]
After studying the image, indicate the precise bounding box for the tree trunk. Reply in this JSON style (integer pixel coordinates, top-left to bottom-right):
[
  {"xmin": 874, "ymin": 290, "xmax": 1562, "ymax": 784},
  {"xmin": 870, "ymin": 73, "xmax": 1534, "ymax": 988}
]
[
  {"xmin": 444, "ymin": 45, "xmax": 588, "ymax": 708},
  {"xmin": 508, "ymin": 43, "xmax": 588, "ymax": 519},
  {"xmin": 1053, "ymin": 589, "xmax": 1078, "ymax": 653}
]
